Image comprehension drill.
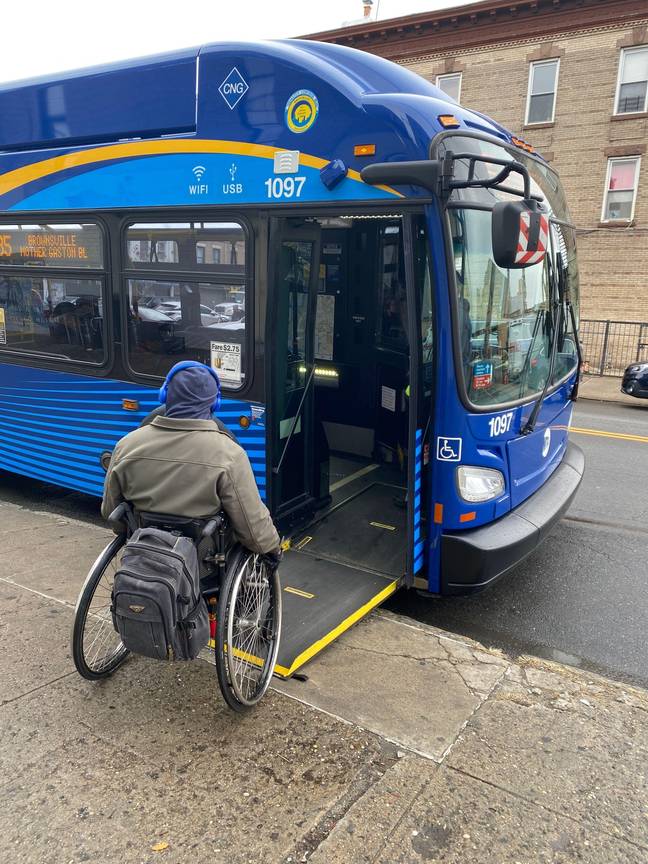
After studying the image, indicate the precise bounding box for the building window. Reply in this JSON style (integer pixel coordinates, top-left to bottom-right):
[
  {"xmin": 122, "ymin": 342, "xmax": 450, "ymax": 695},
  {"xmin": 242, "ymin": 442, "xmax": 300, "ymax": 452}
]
[
  {"xmin": 601, "ymin": 157, "xmax": 641, "ymax": 222},
  {"xmin": 525, "ymin": 59, "xmax": 559, "ymax": 125},
  {"xmin": 435, "ymin": 72, "xmax": 462, "ymax": 103},
  {"xmin": 615, "ymin": 46, "xmax": 648, "ymax": 115}
]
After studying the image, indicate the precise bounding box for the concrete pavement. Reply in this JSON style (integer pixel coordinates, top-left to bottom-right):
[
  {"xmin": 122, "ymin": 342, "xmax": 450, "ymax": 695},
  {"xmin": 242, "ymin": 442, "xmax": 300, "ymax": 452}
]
[
  {"xmin": 1, "ymin": 497, "xmax": 647, "ymax": 863},
  {"xmin": 578, "ymin": 374, "xmax": 644, "ymax": 406}
]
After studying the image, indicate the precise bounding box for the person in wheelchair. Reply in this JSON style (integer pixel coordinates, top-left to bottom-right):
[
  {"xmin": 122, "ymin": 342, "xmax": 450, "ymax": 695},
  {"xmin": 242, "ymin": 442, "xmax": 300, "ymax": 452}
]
[{"xmin": 101, "ymin": 360, "xmax": 281, "ymax": 563}]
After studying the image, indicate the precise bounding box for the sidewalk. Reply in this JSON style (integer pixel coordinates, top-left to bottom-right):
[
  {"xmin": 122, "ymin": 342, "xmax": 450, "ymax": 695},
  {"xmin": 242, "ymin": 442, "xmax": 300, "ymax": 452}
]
[
  {"xmin": 578, "ymin": 373, "xmax": 640, "ymax": 406},
  {"xmin": 1, "ymin": 497, "xmax": 647, "ymax": 863}
]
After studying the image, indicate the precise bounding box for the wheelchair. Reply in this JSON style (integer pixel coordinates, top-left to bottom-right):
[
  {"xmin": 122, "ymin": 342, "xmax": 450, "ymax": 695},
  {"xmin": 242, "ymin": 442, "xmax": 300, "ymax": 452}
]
[{"xmin": 71, "ymin": 503, "xmax": 282, "ymax": 711}]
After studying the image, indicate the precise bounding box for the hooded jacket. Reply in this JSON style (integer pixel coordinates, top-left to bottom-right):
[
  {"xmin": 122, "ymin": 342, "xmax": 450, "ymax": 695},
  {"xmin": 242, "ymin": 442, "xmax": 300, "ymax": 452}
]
[
  {"xmin": 101, "ymin": 366, "xmax": 279, "ymax": 554},
  {"xmin": 101, "ymin": 416, "xmax": 279, "ymax": 554}
]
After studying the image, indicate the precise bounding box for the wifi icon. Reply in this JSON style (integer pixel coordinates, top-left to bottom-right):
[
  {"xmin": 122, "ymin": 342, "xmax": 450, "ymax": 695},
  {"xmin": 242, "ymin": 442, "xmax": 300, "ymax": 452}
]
[{"xmin": 192, "ymin": 165, "xmax": 206, "ymax": 181}]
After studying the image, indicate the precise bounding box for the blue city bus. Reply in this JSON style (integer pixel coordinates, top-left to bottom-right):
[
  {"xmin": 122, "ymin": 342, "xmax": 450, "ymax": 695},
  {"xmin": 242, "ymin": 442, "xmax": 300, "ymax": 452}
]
[{"xmin": 0, "ymin": 41, "xmax": 583, "ymax": 676}]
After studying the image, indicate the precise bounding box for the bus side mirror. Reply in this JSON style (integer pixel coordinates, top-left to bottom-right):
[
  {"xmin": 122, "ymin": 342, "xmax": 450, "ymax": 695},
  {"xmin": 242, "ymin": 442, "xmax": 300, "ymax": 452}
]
[{"xmin": 491, "ymin": 199, "xmax": 549, "ymax": 269}]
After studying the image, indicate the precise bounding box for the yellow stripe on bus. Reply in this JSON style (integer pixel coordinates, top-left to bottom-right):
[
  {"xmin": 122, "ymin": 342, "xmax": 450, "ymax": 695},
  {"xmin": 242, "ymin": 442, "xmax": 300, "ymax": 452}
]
[{"xmin": 0, "ymin": 139, "xmax": 403, "ymax": 198}]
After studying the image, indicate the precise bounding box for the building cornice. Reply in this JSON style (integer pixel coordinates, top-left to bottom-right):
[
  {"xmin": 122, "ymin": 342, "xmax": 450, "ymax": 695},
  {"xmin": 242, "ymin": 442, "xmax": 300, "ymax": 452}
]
[
  {"xmin": 393, "ymin": 18, "xmax": 648, "ymax": 66},
  {"xmin": 301, "ymin": 0, "xmax": 648, "ymax": 61}
]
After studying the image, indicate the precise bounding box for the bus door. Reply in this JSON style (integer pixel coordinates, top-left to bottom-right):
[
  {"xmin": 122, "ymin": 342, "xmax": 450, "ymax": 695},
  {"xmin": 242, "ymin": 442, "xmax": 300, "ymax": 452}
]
[
  {"xmin": 268, "ymin": 219, "xmax": 322, "ymax": 521},
  {"xmin": 404, "ymin": 214, "xmax": 434, "ymax": 588}
]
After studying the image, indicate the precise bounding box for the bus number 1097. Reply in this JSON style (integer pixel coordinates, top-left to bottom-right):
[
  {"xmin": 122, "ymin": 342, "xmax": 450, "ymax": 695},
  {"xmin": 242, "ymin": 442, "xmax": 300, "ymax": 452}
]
[{"xmin": 265, "ymin": 177, "xmax": 306, "ymax": 199}]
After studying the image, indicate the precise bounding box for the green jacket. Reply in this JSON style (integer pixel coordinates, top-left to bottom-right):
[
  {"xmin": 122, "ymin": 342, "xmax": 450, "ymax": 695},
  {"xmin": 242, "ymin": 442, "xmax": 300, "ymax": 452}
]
[{"xmin": 101, "ymin": 416, "xmax": 280, "ymax": 554}]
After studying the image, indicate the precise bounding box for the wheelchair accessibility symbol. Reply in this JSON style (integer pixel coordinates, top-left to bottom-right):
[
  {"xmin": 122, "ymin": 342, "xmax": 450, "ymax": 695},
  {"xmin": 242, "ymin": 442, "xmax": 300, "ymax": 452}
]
[{"xmin": 436, "ymin": 436, "xmax": 462, "ymax": 462}]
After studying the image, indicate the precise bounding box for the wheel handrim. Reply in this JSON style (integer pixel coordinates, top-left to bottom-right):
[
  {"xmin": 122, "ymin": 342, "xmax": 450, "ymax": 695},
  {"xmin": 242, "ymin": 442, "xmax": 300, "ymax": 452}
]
[
  {"xmin": 226, "ymin": 555, "xmax": 280, "ymax": 706},
  {"xmin": 81, "ymin": 546, "xmax": 127, "ymax": 673}
]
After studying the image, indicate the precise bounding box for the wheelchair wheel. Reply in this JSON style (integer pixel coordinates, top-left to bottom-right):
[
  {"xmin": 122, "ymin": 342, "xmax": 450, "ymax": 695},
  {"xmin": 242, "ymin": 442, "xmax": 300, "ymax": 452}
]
[
  {"xmin": 71, "ymin": 534, "xmax": 130, "ymax": 680},
  {"xmin": 215, "ymin": 547, "xmax": 282, "ymax": 712}
]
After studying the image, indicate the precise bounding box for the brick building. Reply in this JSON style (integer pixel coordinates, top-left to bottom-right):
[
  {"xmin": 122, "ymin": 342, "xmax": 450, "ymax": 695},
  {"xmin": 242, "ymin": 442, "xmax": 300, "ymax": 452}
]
[{"xmin": 304, "ymin": 0, "xmax": 648, "ymax": 344}]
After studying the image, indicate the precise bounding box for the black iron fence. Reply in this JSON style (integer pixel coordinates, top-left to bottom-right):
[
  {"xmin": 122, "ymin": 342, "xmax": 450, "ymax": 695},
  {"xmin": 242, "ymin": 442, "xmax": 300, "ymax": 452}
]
[{"xmin": 579, "ymin": 320, "xmax": 648, "ymax": 376}]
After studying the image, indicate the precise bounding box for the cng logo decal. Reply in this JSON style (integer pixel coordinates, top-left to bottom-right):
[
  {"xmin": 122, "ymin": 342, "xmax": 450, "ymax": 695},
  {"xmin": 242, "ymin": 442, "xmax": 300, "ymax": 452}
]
[
  {"xmin": 542, "ymin": 427, "xmax": 551, "ymax": 458},
  {"xmin": 285, "ymin": 89, "xmax": 319, "ymax": 134},
  {"xmin": 219, "ymin": 67, "xmax": 249, "ymax": 110}
]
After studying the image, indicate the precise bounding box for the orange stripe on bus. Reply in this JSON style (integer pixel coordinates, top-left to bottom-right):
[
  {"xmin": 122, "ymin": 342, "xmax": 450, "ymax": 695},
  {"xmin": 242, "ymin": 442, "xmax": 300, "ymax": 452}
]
[
  {"xmin": 460, "ymin": 511, "xmax": 477, "ymax": 523},
  {"xmin": 434, "ymin": 503, "xmax": 443, "ymax": 524}
]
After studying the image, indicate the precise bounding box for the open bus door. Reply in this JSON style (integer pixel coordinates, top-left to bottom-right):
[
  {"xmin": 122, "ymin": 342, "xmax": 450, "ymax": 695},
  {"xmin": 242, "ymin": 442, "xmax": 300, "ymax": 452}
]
[
  {"xmin": 268, "ymin": 219, "xmax": 322, "ymax": 522},
  {"xmin": 268, "ymin": 214, "xmax": 430, "ymax": 679}
]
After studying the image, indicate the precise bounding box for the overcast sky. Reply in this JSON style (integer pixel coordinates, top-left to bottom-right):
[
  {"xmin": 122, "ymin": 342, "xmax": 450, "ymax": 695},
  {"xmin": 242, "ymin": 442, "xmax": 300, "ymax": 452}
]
[{"xmin": 1, "ymin": 0, "xmax": 476, "ymax": 84}]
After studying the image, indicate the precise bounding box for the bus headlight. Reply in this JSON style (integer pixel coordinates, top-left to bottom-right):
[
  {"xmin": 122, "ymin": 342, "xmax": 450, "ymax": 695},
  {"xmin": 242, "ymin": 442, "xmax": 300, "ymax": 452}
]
[{"xmin": 457, "ymin": 466, "xmax": 505, "ymax": 503}]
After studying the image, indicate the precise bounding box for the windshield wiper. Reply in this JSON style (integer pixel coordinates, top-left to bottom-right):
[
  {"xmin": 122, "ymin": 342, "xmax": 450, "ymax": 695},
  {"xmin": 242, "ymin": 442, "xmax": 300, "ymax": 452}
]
[
  {"xmin": 566, "ymin": 289, "xmax": 583, "ymax": 401},
  {"xmin": 517, "ymin": 306, "xmax": 546, "ymax": 400}
]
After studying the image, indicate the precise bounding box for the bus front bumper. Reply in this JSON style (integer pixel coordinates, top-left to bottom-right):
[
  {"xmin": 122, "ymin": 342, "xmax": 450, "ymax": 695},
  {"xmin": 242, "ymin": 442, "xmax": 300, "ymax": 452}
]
[{"xmin": 440, "ymin": 442, "xmax": 584, "ymax": 595}]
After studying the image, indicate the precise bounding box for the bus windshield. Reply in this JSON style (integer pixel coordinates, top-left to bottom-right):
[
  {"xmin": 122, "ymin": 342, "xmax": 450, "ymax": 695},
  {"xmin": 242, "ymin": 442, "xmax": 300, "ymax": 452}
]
[{"xmin": 439, "ymin": 135, "xmax": 580, "ymax": 408}]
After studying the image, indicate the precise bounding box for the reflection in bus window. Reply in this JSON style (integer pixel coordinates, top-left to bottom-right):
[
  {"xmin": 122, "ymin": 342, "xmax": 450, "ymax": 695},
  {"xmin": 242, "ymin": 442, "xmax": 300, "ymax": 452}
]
[
  {"xmin": 124, "ymin": 220, "xmax": 248, "ymax": 387},
  {"xmin": 414, "ymin": 218, "xmax": 434, "ymax": 369},
  {"xmin": 126, "ymin": 222, "xmax": 245, "ymax": 272},
  {"xmin": 451, "ymin": 208, "xmax": 579, "ymax": 406},
  {"xmin": 127, "ymin": 279, "xmax": 247, "ymax": 383},
  {"xmin": 452, "ymin": 208, "xmax": 551, "ymax": 405},
  {"xmin": 0, "ymin": 275, "xmax": 104, "ymax": 362},
  {"xmin": 378, "ymin": 224, "xmax": 408, "ymax": 350}
]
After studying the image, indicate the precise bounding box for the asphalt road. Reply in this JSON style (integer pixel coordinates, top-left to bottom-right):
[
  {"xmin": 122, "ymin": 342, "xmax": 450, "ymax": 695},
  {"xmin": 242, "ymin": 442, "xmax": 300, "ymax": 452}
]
[
  {"xmin": 1, "ymin": 397, "xmax": 647, "ymax": 688},
  {"xmin": 388, "ymin": 397, "xmax": 648, "ymax": 688}
]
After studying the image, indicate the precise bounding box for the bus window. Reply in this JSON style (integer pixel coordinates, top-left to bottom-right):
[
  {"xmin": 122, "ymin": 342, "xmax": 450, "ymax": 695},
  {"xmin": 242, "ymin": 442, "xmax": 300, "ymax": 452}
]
[
  {"xmin": 126, "ymin": 222, "xmax": 245, "ymax": 274},
  {"xmin": 414, "ymin": 218, "xmax": 434, "ymax": 372},
  {"xmin": 0, "ymin": 221, "xmax": 105, "ymax": 363},
  {"xmin": 451, "ymin": 208, "xmax": 555, "ymax": 406},
  {"xmin": 377, "ymin": 223, "xmax": 408, "ymax": 350},
  {"xmin": 552, "ymin": 222, "xmax": 580, "ymax": 384},
  {"xmin": 0, "ymin": 276, "xmax": 104, "ymax": 361},
  {"xmin": 124, "ymin": 221, "xmax": 249, "ymax": 387}
]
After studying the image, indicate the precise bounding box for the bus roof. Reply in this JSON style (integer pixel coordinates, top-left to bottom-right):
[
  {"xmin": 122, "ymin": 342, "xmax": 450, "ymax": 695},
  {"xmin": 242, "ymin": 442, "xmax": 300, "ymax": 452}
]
[
  {"xmin": 0, "ymin": 40, "xmax": 515, "ymax": 153},
  {"xmin": 0, "ymin": 41, "xmax": 539, "ymax": 212}
]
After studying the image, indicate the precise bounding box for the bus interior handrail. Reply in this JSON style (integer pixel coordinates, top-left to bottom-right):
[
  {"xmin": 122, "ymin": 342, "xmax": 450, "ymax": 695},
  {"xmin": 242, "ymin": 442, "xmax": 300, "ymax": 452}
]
[{"xmin": 272, "ymin": 364, "xmax": 317, "ymax": 476}]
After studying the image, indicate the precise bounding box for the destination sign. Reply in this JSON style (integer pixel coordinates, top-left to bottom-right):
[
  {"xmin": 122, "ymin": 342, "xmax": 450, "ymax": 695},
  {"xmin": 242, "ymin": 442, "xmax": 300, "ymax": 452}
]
[{"xmin": 0, "ymin": 224, "xmax": 103, "ymax": 268}]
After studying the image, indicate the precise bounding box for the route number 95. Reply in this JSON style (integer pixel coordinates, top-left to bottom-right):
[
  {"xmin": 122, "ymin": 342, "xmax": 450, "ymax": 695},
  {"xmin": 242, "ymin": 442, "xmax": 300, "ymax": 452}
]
[
  {"xmin": 265, "ymin": 177, "xmax": 306, "ymax": 199},
  {"xmin": 488, "ymin": 412, "xmax": 513, "ymax": 437}
]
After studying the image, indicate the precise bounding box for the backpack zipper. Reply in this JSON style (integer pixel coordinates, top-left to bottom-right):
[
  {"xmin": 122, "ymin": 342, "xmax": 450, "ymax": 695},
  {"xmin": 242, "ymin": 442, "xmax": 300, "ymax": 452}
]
[{"xmin": 126, "ymin": 541, "xmax": 201, "ymax": 604}]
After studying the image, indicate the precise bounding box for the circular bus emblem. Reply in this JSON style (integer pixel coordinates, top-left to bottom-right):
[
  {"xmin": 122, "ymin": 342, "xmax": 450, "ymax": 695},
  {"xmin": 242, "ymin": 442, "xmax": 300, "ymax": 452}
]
[
  {"xmin": 285, "ymin": 89, "xmax": 319, "ymax": 134},
  {"xmin": 542, "ymin": 427, "xmax": 551, "ymax": 458}
]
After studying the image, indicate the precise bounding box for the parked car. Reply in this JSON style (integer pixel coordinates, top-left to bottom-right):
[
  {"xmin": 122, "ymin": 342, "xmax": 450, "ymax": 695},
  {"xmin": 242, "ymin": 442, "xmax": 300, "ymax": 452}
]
[
  {"xmin": 213, "ymin": 302, "xmax": 244, "ymax": 321},
  {"xmin": 129, "ymin": 305, "xmax": 184, "ymax": 354},
  {"xmin": 621, "ymin": 361, "xmax": 648, "ymax": 399}
]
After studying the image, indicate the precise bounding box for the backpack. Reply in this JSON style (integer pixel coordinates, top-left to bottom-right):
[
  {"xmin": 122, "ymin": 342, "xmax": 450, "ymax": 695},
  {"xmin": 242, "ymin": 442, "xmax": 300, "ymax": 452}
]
[{"xmin": 112, "ymin": 527, "xmax": 209, "ymax": 661}]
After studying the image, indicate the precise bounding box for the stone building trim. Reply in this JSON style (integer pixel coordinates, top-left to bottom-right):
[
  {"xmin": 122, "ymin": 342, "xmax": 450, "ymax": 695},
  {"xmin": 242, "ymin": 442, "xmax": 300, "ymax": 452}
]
[
  {"xmin": 610, "ymin": 112, "xmax": 648, "ymax": 122},
  {"xmin": 393, "ymin": 20, "xmax": 648, "ymax": 67},
  {"xmin": 525, "ymin": 43, "xmax": 566, "ymax": 62},
  {"xmin": 303, "ymin": 0, "xmax": 648, "ymax": 64},
  {"xmin": 603, "ymin": 144, "xmax": 646, "ymax": 157},
  {"xmin": 616, "ymin": 24, "xmax": 648, "ymax": 48}
]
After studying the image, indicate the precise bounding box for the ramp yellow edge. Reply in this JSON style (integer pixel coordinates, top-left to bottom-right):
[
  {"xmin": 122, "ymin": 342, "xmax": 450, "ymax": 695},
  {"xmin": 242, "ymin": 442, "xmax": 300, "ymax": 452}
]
[{"xmin": 273, "ymin": 578, "xmax": 400, "ymax": 679}]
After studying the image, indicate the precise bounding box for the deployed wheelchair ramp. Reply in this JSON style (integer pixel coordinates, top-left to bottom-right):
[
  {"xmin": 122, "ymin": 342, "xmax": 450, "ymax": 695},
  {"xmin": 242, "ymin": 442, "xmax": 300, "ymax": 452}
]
[
  {"xmin": 273, "ymin": 551, "xmax": 400, "ymax": 679},
  {"xmin": 271, "ymin": 485, "xmax": 406, "ymax": 678}
]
